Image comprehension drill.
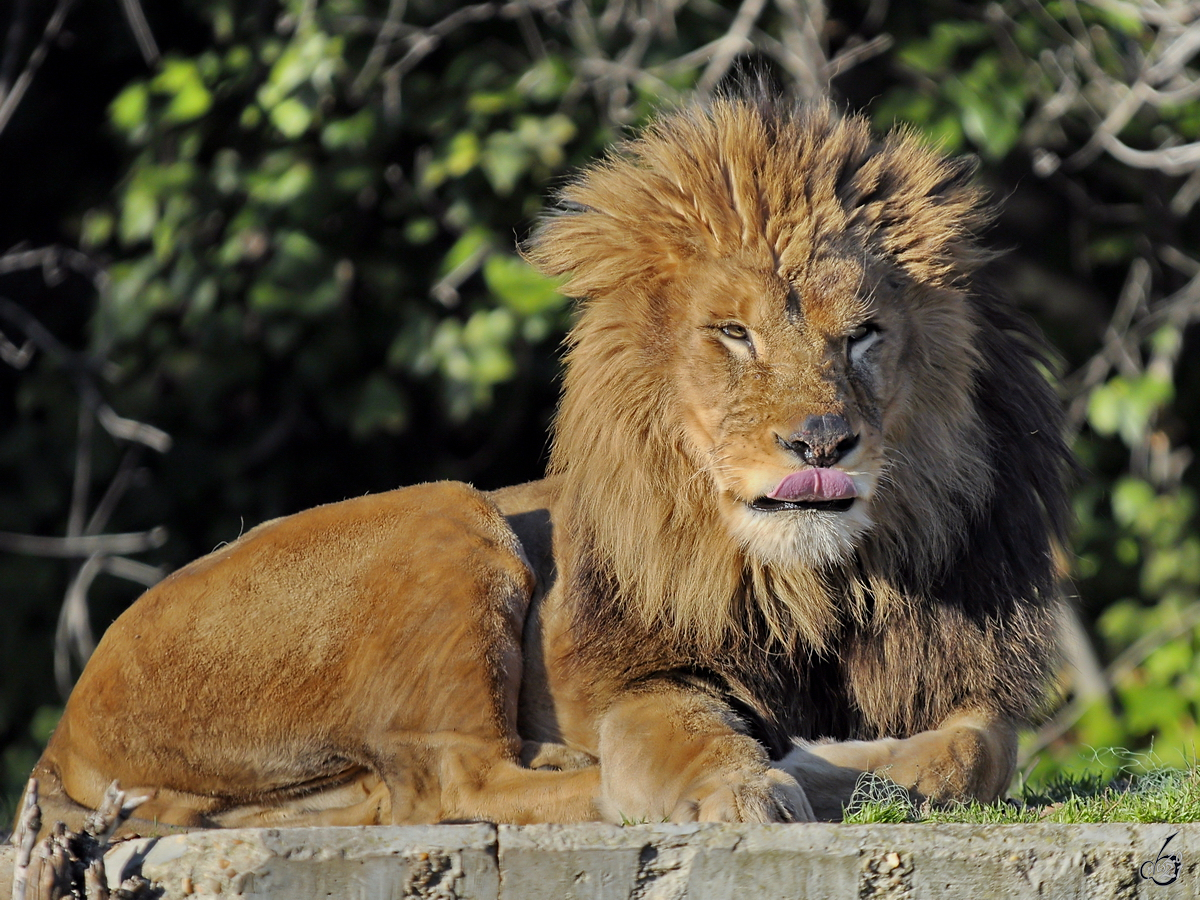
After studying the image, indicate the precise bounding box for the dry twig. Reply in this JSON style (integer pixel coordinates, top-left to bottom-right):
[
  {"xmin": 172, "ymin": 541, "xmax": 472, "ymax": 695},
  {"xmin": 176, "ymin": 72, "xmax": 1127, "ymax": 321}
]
[
  {"xmin": 10, "ymin": 779, "xmax": 156, "ymax": 900},
  {"xmin": 11, "ymin": 779, "xmax": 41, "ymax": 900}
]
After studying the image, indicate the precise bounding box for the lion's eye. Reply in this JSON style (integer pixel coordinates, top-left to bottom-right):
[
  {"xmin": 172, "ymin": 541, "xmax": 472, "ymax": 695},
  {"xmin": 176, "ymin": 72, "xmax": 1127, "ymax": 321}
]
[
  {"xmin": 847, "ymin": 322, "xmax": 881, "ymax": 364},
  {"xmin": 719, "ymin": 323, "xmax": 750, "ymax": 342}
]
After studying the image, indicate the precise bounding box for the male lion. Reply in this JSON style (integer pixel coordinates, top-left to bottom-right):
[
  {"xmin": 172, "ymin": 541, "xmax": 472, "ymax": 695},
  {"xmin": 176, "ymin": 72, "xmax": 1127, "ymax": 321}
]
[{"xmin": 25, "ymin": 96, "xmax": 1069, "ymax": 832}]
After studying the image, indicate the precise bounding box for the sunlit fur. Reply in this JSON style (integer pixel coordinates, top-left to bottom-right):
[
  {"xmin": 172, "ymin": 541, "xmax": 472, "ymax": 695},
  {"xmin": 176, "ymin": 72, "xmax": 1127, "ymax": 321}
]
[{"xmin": 528, "ymin": 98, "xmax": 1048, "ymax": 656}]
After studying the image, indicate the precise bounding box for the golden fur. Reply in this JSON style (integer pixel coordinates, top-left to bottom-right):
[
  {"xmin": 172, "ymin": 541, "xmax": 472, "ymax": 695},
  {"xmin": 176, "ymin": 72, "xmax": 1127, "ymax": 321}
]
[
  {"xmin": 28, "ymin": 484, "xmax": 600, "ymax": 833},
  {"xmin": 24, "ymin": 96, "xmax": 1069, "ymax": 832}
]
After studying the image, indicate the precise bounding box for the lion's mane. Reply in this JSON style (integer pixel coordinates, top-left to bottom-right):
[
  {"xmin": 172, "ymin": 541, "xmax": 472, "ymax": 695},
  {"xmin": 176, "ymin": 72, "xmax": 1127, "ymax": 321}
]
[{"xmin": 526, "ymin": 98, "xmax": 1069, "ymax": 738}]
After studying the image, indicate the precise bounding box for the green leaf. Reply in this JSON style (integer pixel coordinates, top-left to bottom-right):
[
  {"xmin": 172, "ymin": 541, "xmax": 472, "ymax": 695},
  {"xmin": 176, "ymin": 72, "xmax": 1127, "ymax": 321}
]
[
  {"xmin": 516, "ymin": 114, "xmax": 577, "ymax": 167},
  {"xmin": 104, "ymin": 258, "xmax": 172, "ymax": 340},
  {"xmin": 1120, "ymin": 683, "xmax": 1189, "ymax": 736},
  {"xmin": 1143, "ymin": 537, "xmax": 1200, "ymax": 595},
  {"xmin": 518, "ymin": 56, "xmax": 572, "ymax": 102},
  {"xmin": 440, "ymin": 226, "xmax": 494, "ymax": 277},
  {"xmin": 258, "ymin": 31, "xmax": 338, "ymax": 109},
  {"xmin": 211, "ymin": 148, "xmax": 241, "ymax": 194},
  {"xmin": 79, "ymin": 209, "xmax": 114, "ymax": 250},
  {"xmin": 462, "ymin": 307, "xmax": 515, "ymax": 351},
  {"xmin": 944, "ymin": 57, "xmax": 1026, "ymax": 160},
  {"xmin": 224, "ymin": 44, "xmax": 253, "ymax": 73},
  {"xmin": 1097, "ymin": 598, "xmax": 1145, "ymax": 649},
  {"xmin": 1144, "ymin": 636, "xmax": 1196, "ymax": 683},
  {"xmin": 1088, "ymin": 235, "xmax": 1136, "ymax": 265},
  {"xmin": 110, "ymin": 82, "xmax": 149, "ymax": 132},
  {"xmin": 445, "ymin": 131, "xmax": 481, "ymax": 177},
  {"xmin": 1088, "ymin": 374, "xmax": 1174, "ymax": 446},
  {"xmin": 246, "ymin": 159, "xmax": 313, "ymax": 205},
  {"xmin": 481, "ymin": 131, "xmax": 531, "ymax": 195},
  {"xmin": 1069, "ymin": 700, "xmax": 1127, "ymax": 757},
  {"xmin": 119, "ymin": 186, "xmax": 158, "ymax": 245},
  {"xmin": 1093, "ymin": 6, "xmax": 1146, "ymax": 37},
  {"xmin": 467, "ymin": 92, "xmax": 515, "ymax": 115},
  {"xmin": 269, "ymin": 97, "xmax": 313, "ymax": 138},
  {"xmin": 897, "ymin": 21, "xmax": 990, "ymax": 75},
  {"xmin": 1112, "ymin": 478, "xmax": 1155, "ymax": 528},
  {"xmin": 277, "ymin": 229, "xmax": 322, "ymax": 264},
  {"xmin": 404, "ymin": 218, "xmax": 438, "ymax": 245},
  {"xmin": 153, "ymin": 58, "xmax": 213, "ymax": 125},
  {"xmin": 321, "ymin": 109, "xmax": 375, "ymax": 151},
  {"xmin": 1151, "ymin": 325, "xmax": 1182, "ymax": 359},
  {"xmin": 334, "ymin": 166, "xmax": 373, "ymax": 192},
  {"xmin": 483, "ymin": 254, "xmax": 565, "ymax": 315}
]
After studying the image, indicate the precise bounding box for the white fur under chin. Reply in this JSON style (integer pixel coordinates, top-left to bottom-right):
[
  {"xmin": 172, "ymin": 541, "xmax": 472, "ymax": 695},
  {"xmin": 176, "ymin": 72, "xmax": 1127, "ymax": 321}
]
[{"xmin": 729, "ymin": 500, "xmax": 874, "ymax": 568}]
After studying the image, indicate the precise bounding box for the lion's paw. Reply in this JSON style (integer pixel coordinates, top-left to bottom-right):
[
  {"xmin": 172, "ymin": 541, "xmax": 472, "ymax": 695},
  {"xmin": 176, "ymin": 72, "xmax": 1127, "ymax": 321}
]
[{"xmin": 669, "ymin": 766, "xmax": 814, "ymax": 823}]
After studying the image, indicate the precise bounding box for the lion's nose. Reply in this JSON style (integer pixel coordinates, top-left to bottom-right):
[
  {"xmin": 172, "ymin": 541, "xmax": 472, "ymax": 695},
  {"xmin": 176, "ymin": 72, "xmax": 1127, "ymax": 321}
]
[{"xmin": 780, "ymin": 414, "xmax": 859, "ymax": 467}]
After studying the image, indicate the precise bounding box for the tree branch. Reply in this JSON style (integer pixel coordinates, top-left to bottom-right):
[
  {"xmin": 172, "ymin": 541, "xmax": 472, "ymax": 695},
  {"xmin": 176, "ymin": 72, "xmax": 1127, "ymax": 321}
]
[
  {"xmin": 0, "ymin": 527, "xmax": 168, "ymax": 557},
  {"xmin": 0, "ymin": 0, "xmax": 77, "ymax": 139}
]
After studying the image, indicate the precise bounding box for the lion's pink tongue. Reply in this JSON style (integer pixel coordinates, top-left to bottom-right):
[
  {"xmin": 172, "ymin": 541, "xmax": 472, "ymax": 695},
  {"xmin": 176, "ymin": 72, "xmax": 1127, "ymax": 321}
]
[{"xmin": 769, "ymin": 469, "xmax": 857, "ymax": 502}]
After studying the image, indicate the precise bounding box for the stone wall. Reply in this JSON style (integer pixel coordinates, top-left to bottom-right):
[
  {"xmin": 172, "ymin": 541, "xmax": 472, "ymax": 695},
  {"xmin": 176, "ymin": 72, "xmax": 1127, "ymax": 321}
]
[{"xmin": 2, "ymin": 822, "xmax": 1197, "ymax": 898}]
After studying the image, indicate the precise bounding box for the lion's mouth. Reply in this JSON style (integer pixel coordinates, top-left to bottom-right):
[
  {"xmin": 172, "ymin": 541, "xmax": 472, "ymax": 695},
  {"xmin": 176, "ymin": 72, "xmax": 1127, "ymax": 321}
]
[
  {"xmin": 749, "ymin": 497, "xmax": 856, "ymax": 513},
  {"xmin": 751, "ymin": 468, "xmax": 858, "ymax": 513}
]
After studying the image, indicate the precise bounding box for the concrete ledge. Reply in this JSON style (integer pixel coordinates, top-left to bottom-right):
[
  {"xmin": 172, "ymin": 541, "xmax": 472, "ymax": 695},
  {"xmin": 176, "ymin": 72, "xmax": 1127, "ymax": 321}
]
[{"xmin": 2, "ymin": 822, "xmax": 1197, "ymax": 898}]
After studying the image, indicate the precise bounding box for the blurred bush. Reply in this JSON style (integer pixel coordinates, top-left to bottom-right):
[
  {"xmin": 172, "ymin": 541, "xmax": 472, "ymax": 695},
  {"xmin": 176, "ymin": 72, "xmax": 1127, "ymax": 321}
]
[{"xmin": 5, "ymin": 0, "xmax": 1200, "ymax": 813}]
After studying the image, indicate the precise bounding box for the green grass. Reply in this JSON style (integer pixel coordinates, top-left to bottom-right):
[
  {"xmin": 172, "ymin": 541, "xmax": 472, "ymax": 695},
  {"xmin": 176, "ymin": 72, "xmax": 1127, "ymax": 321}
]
[{"xmin": 842, "ymin": 765, "xmax": 1200, "ymax": 825}]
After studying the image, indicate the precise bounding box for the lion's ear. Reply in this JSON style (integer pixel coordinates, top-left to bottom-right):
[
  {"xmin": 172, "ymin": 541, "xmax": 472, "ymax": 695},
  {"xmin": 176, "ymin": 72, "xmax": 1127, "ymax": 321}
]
[{"xmin": 844, "ymin": 137, "xmax": 994, "ymax": 287}]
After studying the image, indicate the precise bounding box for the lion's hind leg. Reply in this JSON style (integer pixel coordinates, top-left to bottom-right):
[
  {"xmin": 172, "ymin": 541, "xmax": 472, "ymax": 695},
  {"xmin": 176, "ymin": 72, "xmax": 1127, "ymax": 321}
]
[{"xmin": 369, "ymin": 730, "xmax": 599, "ymax": 824}]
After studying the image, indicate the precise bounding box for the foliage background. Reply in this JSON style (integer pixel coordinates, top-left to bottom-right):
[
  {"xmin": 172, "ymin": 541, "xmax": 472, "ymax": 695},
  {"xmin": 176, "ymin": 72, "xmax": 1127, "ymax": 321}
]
[{"xmin": 5, "ymin": 0, "xmax": 1200, "ymax": 818}]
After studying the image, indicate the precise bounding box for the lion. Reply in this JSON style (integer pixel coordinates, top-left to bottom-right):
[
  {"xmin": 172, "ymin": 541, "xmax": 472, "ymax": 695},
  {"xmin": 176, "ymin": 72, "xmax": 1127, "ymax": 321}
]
[{"xmin": 23, "ymin": 95, "xmax": 1070, "ymax": 834}]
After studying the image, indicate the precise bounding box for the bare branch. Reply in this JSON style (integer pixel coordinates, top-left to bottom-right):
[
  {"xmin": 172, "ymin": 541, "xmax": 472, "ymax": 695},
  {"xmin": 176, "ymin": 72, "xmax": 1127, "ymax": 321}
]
[
  {"xmin": 95, "ymin": 404, "xmax": 172, "ymax": 453},
  {"xmin": 770, "ymin": 0, "xmax": 830, "ymax": 97},
  {"xmin": 116, "ymin": 0, "xmax": 160, "ymax": 65},
  {"xmin": 385, "ymin": 2, "xmax": 505, "ymax": 80},
  {"xmin": 351, "ymin": 0, "xmax": 407, "ymax": 98},
  {"xmin": 101, "ymin": 556, "xmax": 164, "ymax": 587},
  {"xmin": 1144, "ymin": 22, "xmax": 1200, "ymax": 83},
  {"xmin": 1096, "ymin": 130, "xmax": 1200, "ymax": 176},
  {"xmin": 85, "ymin": 447, "xmax": 145, "ymax": 537},
  {"xmin": 11, "ymin": 779, "xmax": 41, "ymax": 900},
  {"xmin": 84, "ymin": 780, "xmax": 153, "ymax": 845},
  {"xmin": 0, "ymin": 0, "xmax": 77, "ymax": 139},
  {"xmin": 69, "ymin": 403, "xmax": 94, "ymax": 541},
  {"xmin": 0, "ymin": 527, "xmax": 169, "ymax": 558},
  {"xmin": 695, "ymin": 0, "xmax": 768, "ymax": 94},
  {"xmin": 824, "ymin": 33, "xmax": 894, "ymax": 81},
  {"xmin": 0, "ymin": 329, "xmax": 33, "ymax": 368},
  {"xmin": 0, "ymin": 299, "xmax": 172, "ymax": 452},
  {"xmin": 0, "ymin": 0, "xmax": 34, "ymax": 98},
  {"xmin": 56, "ymin": 553, "xmax": 102, "ymax": 695},
  {"xmin": 0, "ymin": 245, "xmax": 110, "ymax": 297}
]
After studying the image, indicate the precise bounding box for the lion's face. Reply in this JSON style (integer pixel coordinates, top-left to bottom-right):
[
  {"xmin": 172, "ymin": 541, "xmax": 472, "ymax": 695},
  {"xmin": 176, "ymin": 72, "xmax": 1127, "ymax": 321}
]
[
  {"xmin": 665, "ymin": 246, "xmax": 978, "ymax": 569},
  {"xmin": 534, "ymin": 99, "xmax": 1006, "ymax": 646}
]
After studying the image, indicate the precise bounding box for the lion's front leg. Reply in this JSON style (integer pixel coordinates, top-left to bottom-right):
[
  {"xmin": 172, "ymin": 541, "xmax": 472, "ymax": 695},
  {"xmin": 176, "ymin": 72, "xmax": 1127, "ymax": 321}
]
[
  {"xmin": 777, "ymin": 712, "xmax": 1017, "ymax": 820},
  {"xmin": 597, "ymin": 685, "xmax": 813, "ymax": 824}
]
